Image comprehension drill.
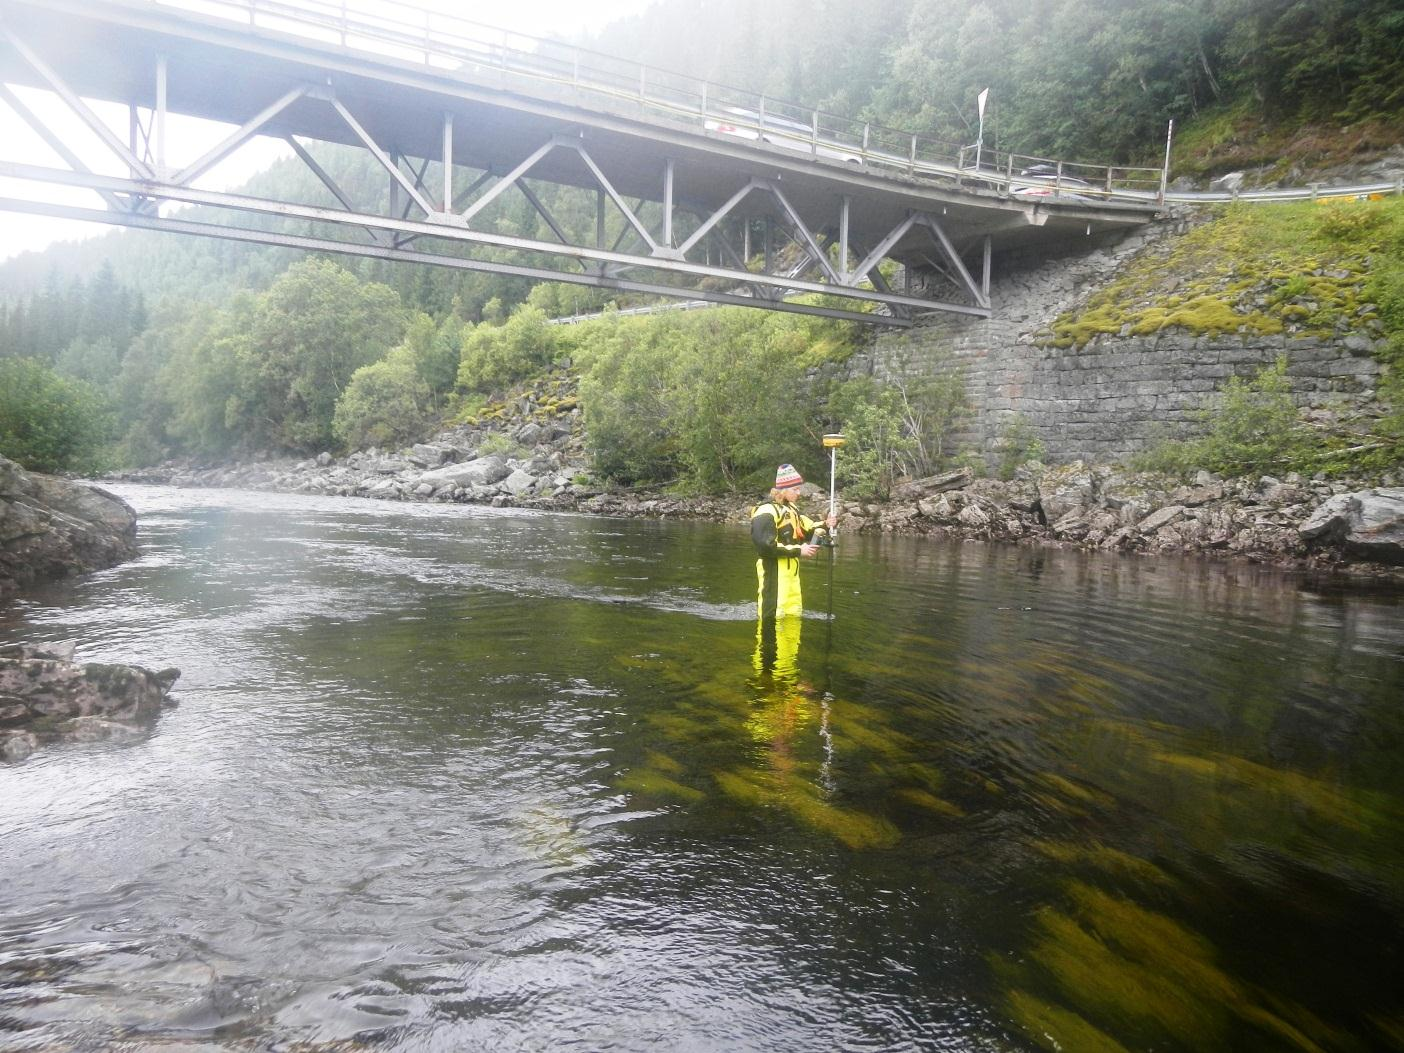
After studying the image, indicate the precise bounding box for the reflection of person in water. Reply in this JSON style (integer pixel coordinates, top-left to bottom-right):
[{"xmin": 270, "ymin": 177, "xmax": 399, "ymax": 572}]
[
  {"xmin": 750, "ymin": 464, "xmax": 835, "ymax": 619},
  {"xmin": 749, "ymin": 612, "xmax": 812, "ymax": 774}
]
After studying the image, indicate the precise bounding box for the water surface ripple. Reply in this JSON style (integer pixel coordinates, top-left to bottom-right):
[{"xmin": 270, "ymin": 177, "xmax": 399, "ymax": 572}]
[{"xmin": 2, "ymin": 485, "xmax": 1401, "ymax": 1051}]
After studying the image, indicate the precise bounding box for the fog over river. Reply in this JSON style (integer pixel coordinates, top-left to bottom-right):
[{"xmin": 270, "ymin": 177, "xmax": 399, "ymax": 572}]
[{"xmin": 2, "ymin": 485, "xmax": 1401, "ymax": 1051}]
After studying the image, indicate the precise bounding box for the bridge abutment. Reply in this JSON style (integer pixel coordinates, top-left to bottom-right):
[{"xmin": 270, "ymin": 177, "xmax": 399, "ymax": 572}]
[{"xmin": 862, "ymin": 220, "xmax": 1385, "ymax": 467}]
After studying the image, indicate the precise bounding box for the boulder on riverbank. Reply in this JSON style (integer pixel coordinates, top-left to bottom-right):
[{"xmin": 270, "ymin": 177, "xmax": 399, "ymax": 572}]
[
  {"xmin": 1298, "ymin": 487, "xmax": 1404, "ymax": 564},
  {"xmin": 1, "ymin": 455, "xmax": 138, "ymax": 604},
  {"xmin": 0, "ymin": 641, "xmax": 180, "ymax": 762}
]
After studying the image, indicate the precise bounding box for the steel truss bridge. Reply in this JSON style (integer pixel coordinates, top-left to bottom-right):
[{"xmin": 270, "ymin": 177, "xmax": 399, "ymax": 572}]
[{"xmin": 0, "ymin": 0, "xmax": 1162, "ymax": 326}]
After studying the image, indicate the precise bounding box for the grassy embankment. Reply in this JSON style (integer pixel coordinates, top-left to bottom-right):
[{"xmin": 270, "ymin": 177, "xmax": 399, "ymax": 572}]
[
  {"xmin": 1169, "ymin": 101, "xmax": 1404, "ymax": 183},
  {"xmin": 1045, "ymin": 195, "xmax": 1404, "ymax": 478}
]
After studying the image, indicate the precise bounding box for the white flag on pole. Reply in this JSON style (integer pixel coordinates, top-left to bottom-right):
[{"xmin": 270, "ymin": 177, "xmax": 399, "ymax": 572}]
[{"xmin": 977, "ymin": 88, "xmax": 989, "ymax": 119}]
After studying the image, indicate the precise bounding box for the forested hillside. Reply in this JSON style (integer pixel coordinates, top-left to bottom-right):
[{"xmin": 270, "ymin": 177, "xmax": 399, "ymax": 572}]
[
  {"xmin": 590, "ymin": 0, "xmax": 1404, "ymax": 163},
  {"xmin": 1, "ymin": 0, "xmax": 1400, "ymax": 484}
]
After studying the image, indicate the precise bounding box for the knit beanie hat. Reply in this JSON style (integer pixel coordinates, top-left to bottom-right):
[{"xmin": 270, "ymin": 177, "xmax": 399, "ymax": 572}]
[{"xmin": 775, "ymin": 464, "xmax": 803, "ymax": 490}]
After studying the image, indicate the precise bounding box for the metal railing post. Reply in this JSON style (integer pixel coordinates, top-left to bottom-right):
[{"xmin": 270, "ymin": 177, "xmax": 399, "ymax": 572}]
[
  {"xmin": 909, "ymin": 135, "xmax": 916, "ymax": 175},
  {"xmin": 811, "ymin": 110, "xmax": 818, "ymax": 159},
  {"xmin": 862, "ymin": 122, "xmax": 870, "ymax": 166},
  {"xmin": 1158, "ymin": 118, "xmax": 1173, "ymax": 207}
]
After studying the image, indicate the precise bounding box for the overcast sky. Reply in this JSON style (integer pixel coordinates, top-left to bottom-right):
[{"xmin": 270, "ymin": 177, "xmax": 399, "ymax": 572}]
[{"xmin": 0, "ymin": 0, "xmax": 655, "ymax": 262}]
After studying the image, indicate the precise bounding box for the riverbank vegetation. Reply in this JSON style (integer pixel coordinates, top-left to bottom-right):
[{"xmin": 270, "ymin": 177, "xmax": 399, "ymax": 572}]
[{"xmin": 1, "ymin": 1, "xmax": 1402, "ymax": 486}]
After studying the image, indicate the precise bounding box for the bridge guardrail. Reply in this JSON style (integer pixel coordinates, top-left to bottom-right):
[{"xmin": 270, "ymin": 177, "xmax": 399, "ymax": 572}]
[{"xmin": 127, "ymin": 0, "xmax": 1403, "ymax": 209}]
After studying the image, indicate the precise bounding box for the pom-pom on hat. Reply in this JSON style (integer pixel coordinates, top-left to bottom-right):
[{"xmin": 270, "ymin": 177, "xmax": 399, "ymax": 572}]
[{"xmin": 775, "ymin": 464, "xmax": 803, "ymax": 490}]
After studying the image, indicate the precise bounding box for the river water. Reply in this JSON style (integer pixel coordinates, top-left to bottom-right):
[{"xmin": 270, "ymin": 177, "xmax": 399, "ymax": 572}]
[{"xmin": 1, "ymin": 484, "xmax": 1401, "ymax": 1052}]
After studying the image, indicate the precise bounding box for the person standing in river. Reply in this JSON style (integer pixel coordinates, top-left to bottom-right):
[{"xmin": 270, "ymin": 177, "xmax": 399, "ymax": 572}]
[{"xmin": 751, "ymin": 464, "xmax": 836, "ymax": 620}]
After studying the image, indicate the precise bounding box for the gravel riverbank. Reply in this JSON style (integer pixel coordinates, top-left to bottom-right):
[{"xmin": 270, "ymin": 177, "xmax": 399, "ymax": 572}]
[{"xmin": 109, "ymin": 416, "xmax": 1404, "ymax": 578}]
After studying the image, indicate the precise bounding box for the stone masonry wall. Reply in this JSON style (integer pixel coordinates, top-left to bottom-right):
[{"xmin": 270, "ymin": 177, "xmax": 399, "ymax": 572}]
[{"xmin": 857, "ymin": 218, "xmax": 1384, "ymax": 466}]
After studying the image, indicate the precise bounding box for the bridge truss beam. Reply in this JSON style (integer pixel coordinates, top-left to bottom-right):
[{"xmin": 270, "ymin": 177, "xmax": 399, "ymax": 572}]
[{"xmin": 0, "ymin": 19, "xmax": 1001, "ymax": 326}]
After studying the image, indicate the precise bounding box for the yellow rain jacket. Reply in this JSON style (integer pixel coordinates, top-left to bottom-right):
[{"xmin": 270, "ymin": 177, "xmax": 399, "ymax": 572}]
[{"xmin": 751, "ymin": 501, "xmax": 821, "ymax": 619}]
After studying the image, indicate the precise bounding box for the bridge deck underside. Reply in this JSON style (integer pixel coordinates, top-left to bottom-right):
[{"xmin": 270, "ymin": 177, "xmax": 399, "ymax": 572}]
[{"xmin": 0, "ymin": 0, "xmax": 1158, "ymax": 322}]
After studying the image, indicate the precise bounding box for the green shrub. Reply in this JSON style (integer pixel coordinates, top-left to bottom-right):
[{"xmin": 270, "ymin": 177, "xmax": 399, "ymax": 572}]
[
  {"xmin": 0, "ymin": 356, "xmax": 114, "ymax": 474},
  {"xmin": 834, "ymin": 392, "xmax": 913, "ymax": 502},
  {"xmin": 332, "ymin": 346, "xmax": 436, "ymax": 450},
  {"xmin": 1132, "ymin": 357, "xmax": 1319, "ymax": 477},
  {"xmin": 1361, "ymin": 259, "xmax": 1404, "ymax": 468},
  {"xmin": 456, "ymin": 305, "xmax": 555, "ymax": 394},
  {"xmin": 1315, "ymin": 202, "xmax": 1389, "ymax": 243},
  {"xmin": 476, "ymin": 431, "xmax": 523, "ymax": 458},
  {"xmin": 577, "ymin": 307, "xmax": 835, "ymax": 491},
  {"xmin": 893, "ymin": 372, "xmax": 968, "ymax": 476},
  {"xmin": 995, "ymin": 415, "xmax": 1046, "ymax": 480},
  {"xmin": 402, "ymin": 312, "xmax": 461, "ymax": 401}
]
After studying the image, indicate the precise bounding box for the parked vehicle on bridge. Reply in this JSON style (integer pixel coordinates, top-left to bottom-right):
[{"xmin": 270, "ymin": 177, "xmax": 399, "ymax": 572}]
[
  {"xmin": 705, "ymin": 107, "xmax": 862, "ymax": 164},
  {"xmin": 1010, "ymin": 164, "xmax": 1094, "ymax": 201}
]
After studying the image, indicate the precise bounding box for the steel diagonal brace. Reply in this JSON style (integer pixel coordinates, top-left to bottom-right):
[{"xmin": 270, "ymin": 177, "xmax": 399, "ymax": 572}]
[
  {"xmin": 173, "ymin": 85, "xmax": 309, "ymax": 186},
  {"xmin": 676, "ymin": 179, "xmax": 763, "ymax": 256},
  {"xmin": 759, "ymin": 180, "xmax": 841, "ymax": 284},
  {"xmin": 0, "ymin": 160, "xmax": 990, "ymax": 318},
  {"xmin": 0, "ymin": 23, "xmax": 153, "ymax": 179},
  {"xmin": 459, "ymin": 135, "xmax": 562, "ymax": 224},
  {"xmin": 915, "ymin": 214, "xmax": 989, "ymax": 309},
  {"xmin": 394, "ymin": 168, "xmax": 495, "ymax": 251},
  {"xmin": 394, "ymin": 155, "xmax": 432, "ymax": 220},
  {"xmin": 329, "ymin": 96, "xmax": 435, "ymax": 216},
  {"xmin": 0, "ymin": 83, "xmax": 129, "ymax": 212},
  {"xmin": 770, "ymin": 230, "xmax": 838, "ymax": 303},
  {"xmin": 849, "ymin": 214, "xmax": 917, "ymax": 286},
  {"xmin": 284, "ymin": 135, "xmax": 386, "ymax": 246},
  {"xmin": 0, "ymin": 196, "xmax": 910, "ymax": 328},
  {"xmin": 516, "ymin": 180, "xmax": 573, "ymax": 247},
  {"xmin": 566, "ymin": 143, "xmax": 661, "ymax": 256},
  {"xmin": 601, "ymin": 198, "xmax": 651, "ymax": 277},
  {"xmin": 917, "ymin": 252, "xmax": 963, "ymax": 292},
  {"xmin": 849, "ymin": 241, "xmax": 910, "ymax": 320},
  {"xmin": 391, "ymin": 154, "xmax": 434, "ymax": 247},
  {"xmin": 690, "ymin": 211, "xmax": 767, "ymax": 301}
]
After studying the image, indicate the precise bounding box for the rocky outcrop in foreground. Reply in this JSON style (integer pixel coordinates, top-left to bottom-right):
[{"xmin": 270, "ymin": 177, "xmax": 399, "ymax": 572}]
[
  {"xmin": 0, "ymin": 641, "xmax": 180, "ymax": 762},
  {"xmin": 1, "ymin": 454, "xmax": 138, "ymax": 603}
]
